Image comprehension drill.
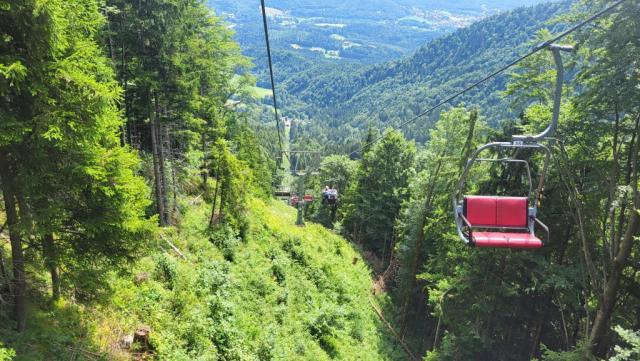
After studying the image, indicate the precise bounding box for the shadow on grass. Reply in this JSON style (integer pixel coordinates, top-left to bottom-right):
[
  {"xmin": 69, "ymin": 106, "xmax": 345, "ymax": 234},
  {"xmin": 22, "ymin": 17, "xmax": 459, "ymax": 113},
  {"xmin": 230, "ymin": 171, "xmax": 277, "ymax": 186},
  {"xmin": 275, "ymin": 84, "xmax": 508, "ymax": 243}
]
[
  {"xmin": 0, "ymin": 291, "xmax": 110, "ymax": 360},
  {"xmin": 373, "ymin": 291, "xmax": 438, "ymax": 361}
]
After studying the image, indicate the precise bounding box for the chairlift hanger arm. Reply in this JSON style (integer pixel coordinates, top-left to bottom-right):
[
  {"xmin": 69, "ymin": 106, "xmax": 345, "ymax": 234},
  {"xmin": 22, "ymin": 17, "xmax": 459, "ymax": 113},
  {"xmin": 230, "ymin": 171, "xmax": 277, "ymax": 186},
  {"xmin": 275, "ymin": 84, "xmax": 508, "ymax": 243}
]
[{"xmin": 513, "ymin": 44, "xmax": 574, "ymax": 144}]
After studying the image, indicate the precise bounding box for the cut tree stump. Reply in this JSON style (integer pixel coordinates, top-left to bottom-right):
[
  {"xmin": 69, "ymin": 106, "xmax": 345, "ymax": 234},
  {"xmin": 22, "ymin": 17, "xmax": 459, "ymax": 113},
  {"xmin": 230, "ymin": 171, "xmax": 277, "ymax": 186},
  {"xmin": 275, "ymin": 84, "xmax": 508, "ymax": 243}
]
[{"xmin": 133, "ymin": 327, "xmax": 151, "ymax": 351}]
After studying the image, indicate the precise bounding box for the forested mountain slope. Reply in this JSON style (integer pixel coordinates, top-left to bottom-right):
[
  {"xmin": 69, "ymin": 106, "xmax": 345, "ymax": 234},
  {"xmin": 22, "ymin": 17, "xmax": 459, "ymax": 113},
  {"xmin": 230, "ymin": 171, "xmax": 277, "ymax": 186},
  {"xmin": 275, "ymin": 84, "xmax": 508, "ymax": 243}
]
[
  {"xmin": 211, "ymin": 0, "xmax": 547, "ymax": 66},
  {"xmin": 281, "ymin": 2, "xmax": 569, "ymax": 145}
]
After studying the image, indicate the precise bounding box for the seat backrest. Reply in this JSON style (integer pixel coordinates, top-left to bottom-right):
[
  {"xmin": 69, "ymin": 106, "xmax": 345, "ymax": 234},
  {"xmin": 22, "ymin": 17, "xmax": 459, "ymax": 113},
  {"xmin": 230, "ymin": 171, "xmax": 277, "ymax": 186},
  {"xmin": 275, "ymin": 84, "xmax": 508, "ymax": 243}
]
[{"xmin": 464, "ymin": 196, "xmax": 528, "ymax": 228}]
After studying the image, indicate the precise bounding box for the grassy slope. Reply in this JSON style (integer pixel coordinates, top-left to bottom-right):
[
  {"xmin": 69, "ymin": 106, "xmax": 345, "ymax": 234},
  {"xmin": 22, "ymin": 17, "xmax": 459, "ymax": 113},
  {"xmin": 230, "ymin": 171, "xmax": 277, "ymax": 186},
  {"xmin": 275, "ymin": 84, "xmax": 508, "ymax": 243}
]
[
  {"xmin": 225, "ymin": 198, "xmax": 407, "ymax": 360},
  {"xmin": 1, "ymin": 197, "xmax": 407, "ymax": 360}
]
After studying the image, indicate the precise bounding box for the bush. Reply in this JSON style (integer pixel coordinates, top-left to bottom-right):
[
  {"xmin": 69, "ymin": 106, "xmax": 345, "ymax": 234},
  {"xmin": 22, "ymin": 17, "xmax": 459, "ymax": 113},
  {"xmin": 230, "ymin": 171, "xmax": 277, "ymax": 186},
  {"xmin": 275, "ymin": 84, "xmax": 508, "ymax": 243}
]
[
  {"xmin": 0, "ymin": 343, "xmax": 15, "ymax": 361},
  {"xmin": 611, "ymin": 326, "xmax": 640, "ymax": 361},
  {"xmin": 282, "ymin": 237, "xmax": 308, "ymax": 266},
  {"xmin": 155, "ymin": 253, "xmax": 178, "ymax": 289},
  {"xmin": 209, "ymin": 224, "xmax": 240, "ymax": 262},
  {"xmin": 195, "ymin": 261, "xmax": 229, "ymax": 297},
  {"xmin": 271, "ymin": 257, "xmax": 288, "ymax": 285}
]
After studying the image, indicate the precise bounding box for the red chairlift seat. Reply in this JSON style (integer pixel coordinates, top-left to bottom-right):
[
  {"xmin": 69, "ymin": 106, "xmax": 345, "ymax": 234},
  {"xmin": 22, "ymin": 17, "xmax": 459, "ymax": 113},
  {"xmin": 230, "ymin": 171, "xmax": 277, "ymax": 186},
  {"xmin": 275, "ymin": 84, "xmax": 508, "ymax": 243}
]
[
  {"xmin": 460, "ymin": 196, "xmax": 545, "ymax": 249},
  {"xmin": 453, "ymin": 44, "xmax": 570, "ymax": 250}
]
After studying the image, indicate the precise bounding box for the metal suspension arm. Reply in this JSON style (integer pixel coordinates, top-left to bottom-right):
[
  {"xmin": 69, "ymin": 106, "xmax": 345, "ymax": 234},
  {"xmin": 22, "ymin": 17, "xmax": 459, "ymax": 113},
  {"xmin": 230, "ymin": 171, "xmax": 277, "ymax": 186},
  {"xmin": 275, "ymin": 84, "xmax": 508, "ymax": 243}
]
[{"xmin": 513, "ymin": 44, "xmax": 574, "ymax": 144}]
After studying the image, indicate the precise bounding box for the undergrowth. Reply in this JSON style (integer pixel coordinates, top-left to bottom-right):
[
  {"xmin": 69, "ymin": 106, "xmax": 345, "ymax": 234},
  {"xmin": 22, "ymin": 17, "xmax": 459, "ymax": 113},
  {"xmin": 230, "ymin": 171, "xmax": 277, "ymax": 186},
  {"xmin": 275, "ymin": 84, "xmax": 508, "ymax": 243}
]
[{"xmin": 1, "ymin": 196, "xmax": 407, "ymax": 360}]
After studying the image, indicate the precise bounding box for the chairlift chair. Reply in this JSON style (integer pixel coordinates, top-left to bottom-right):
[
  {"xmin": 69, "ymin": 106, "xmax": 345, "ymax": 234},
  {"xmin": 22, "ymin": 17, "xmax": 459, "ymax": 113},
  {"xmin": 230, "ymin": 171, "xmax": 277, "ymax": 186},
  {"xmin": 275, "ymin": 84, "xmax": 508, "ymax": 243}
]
[
  {"xmin": 452, "ymin": 43, "xmax": 573, "ymax": 249},
  {"xmin": 323, "ymin": 189, "xmax": 338, "ymax": 206}
]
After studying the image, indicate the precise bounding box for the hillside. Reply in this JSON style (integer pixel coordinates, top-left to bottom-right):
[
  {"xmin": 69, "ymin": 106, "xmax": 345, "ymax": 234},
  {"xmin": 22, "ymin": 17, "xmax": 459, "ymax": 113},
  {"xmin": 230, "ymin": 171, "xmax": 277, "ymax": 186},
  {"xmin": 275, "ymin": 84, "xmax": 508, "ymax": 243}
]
[
  {"xmin": 279, "ymin": 1, "xmax": 569, "ymax": 148},
  {"xmin": 0, "ymin": 197, "xmax": 408, "ymax": 360},
  {"xmin": 212, "ymin": 0, "xmax": 547, "ymax": 64}
]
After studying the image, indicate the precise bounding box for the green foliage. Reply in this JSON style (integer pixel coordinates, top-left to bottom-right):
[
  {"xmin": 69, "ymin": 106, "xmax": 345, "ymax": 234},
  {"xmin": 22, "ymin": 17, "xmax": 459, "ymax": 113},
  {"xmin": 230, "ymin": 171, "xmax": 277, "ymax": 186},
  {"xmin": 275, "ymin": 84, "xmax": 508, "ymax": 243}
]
[
  {"xmin": 209, "ymin": 223, "xmax": 240, "ymax": 262},
  {"xmin": 97, "ymin": 196, "xmax": 407, "ymax": 359},
  {"xmin": 610, "ymin": 326, "xmax": 640, "ymax": 361},
  {"xmin": 537, "ymin": 343, "xmax": 594, "ymax": 361},
  {"xmin": 306, "ymin": 155, "xmax": 358, "ymax": 227},
  {"xmin": 0, "ymin": 343, "xmax": 15, "ymax": 361},
  {"xmin": 0, "ymin": 0, "xmax": 153, "ymax": 333},
  {"xmin": 0, "ymin": 195, "xmax": 407, "ymax": 359}
]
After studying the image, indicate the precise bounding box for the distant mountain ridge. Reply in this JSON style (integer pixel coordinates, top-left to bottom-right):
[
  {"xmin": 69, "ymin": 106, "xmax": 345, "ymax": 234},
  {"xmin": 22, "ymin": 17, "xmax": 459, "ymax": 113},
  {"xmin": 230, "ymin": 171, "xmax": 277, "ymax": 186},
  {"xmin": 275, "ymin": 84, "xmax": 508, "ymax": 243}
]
[{"xmin": 278, "ymin": 1, "xmax": 570, "ymax": 143}]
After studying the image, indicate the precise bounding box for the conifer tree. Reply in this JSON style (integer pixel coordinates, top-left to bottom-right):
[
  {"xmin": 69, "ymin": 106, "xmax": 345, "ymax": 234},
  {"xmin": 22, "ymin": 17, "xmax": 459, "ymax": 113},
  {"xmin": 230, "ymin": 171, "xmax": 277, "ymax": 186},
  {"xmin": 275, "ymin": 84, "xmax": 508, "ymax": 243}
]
[
  {"xmin": 342, "ymin": 130, "xmax": 415, "ymax": 256},
  {"xmin": 1, "ymin": 0, "xmax": 152, "ymax": 331}
]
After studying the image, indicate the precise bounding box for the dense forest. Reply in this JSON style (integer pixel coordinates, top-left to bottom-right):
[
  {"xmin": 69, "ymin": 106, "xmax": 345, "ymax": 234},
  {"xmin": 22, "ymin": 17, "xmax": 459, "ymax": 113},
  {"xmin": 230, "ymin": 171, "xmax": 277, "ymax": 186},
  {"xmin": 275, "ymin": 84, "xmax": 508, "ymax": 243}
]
[{"xmin": 1, "ymin": 0, "xmax": 639, "ymax": 360}]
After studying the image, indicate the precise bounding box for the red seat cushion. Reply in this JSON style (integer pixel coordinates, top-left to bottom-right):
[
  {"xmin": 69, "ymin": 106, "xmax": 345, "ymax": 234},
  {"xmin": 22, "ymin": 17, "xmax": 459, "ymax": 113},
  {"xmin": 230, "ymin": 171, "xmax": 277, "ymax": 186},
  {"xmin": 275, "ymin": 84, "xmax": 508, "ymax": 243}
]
[
  {"xmin": 472, "ymin": 232, "xmax": 542, "ymax": 249},
  {"xmin": 465, "ymin": 196, "xmax": 497, "ymax": 226},
  {"xmin": 496, "ymin": 197, "xmax": 528, "ymax": 227},
  {"xmin": 465, "ymin": 196, "xmax": 528, "ymax": 228}
]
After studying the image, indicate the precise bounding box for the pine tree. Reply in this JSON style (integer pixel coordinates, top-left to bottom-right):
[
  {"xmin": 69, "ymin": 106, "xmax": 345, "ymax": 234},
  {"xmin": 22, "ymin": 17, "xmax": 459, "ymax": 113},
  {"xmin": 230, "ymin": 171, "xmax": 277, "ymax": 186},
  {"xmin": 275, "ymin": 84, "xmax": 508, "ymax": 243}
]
[
  {"xmin": 342, "ymin": 130, "xmax": 415, "ymax": 257},
  {"xmin": 0, "ymin": 0, "xmax": 152, "ymax": 330}
]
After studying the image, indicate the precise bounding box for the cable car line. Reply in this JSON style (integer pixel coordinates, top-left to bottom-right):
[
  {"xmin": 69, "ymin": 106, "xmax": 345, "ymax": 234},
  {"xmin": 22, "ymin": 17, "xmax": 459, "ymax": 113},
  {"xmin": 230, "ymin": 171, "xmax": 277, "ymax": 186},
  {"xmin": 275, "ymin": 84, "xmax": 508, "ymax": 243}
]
[
  {"xmin": 348, "ymin": 0, "xmax": 628, "ymax": 158},
  {"xmin": 260, "ymin": 0, "xmax": 284, "ymax": 156}
]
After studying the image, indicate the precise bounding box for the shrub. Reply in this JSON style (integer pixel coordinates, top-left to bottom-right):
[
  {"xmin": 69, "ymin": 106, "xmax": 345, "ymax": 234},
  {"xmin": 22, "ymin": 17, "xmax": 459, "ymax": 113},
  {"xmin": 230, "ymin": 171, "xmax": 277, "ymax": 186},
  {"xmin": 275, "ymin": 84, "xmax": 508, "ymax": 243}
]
[
  {"xmin": 209, "ymin": 224, "xmax": 240, "ymax": 262},
  {"xmin": 155, "ymin": 254, "xmax": 178, "ymax": 289},
  {"xmin": 282, "ymin": 237, "xmax": 308, "ymax": 266},
  {"xmin": 611, "ymin": 326, "xmax": 640, "ymax": 361},
  {"xmin": 0, "ymin": 343, "xmax": 15, "ymax": 361}
]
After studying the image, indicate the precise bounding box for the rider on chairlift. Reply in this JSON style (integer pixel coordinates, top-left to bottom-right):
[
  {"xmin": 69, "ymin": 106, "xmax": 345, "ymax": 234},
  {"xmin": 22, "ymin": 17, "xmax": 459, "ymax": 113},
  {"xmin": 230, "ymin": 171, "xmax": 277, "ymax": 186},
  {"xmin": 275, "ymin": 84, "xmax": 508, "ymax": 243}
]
[
  {"xmin": 322, "ymin": 186, "xmax": 330, "ymax": 204},
  {"xmin": 322, "ymin": 186, "xmax": 338, "ymax": 205}
]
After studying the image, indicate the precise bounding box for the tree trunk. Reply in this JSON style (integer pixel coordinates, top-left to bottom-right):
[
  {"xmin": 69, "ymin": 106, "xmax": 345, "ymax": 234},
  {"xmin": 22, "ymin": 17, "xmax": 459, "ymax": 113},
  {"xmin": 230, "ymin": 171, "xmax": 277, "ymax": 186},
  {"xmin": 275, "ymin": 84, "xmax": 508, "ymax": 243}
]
[
  {"xmin": 0, "ymin": 246, "xmax": 10, "ymax": 297},
  {"xmin": 165, "ymin": 125, "xmax": 178, "ymax": 221},
  {"xmin": 588, "ymin": 119, "xmax": 640, "ymax": 356},
  {"xmin": 209, "ymin": 164, "xmax": 221, "ymax": 229},
  {"xmin": 218, "ymin": 179, "xmax": 227, "ymax": 224},
  {"xmin": 399, "ymin": 111, "xmax": 478, "ymax": 335},
  {"xmin": 201, "ymin": 133, "xmax": 208, "ymax": 187},
  {"xmin": 149, "ymin": 93, "xmax": 167, "ymax": 226},
  {"xmin": 155, "ymin": 97, "xmax": 169, "ymax": 224},
  {"xmin": 42, "ymin": 233, "xmax": 60, "ymax": 301},
  {"xmin": 588, "ymin": 201, "xmax": 639, "ymax": 355},
  {"xmin": 614, "ymin": 115, "xmax": 639, "ymax": 250},
  {"xmin": 0, "ymin": 151, "xmax": 26, "ymax": 332}
]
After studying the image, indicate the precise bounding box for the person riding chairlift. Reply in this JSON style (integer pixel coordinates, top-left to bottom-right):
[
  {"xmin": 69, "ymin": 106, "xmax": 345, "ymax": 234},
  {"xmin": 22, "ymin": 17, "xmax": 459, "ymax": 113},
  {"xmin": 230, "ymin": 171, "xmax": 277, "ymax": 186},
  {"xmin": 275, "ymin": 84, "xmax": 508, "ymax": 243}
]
[
  {"xmin": 322, "ymin": 186, "xmax": 330, "ymax": 204},
  {"xmin": 323, "ymin": 186, "xmax": 338, "ymax": 205}
]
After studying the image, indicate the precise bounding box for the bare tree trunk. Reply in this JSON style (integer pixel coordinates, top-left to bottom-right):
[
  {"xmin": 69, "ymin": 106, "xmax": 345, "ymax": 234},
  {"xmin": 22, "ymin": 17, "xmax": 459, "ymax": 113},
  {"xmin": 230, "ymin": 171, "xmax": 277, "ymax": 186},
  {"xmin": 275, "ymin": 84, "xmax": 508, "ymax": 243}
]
[
  {"xmin": 0, "ymin": 151, "xmax": 26, "ymax": 332},
  {"xmin": 209, "ymin": 164, "xmax": 221, "ymax": 229},
  {"xmin": 165, "ymin": 126, "xmax": 178, "ymax": 221},
  {"xmin": 42, "ymin": 233, "xmax": 60, "ymax": 301},
  {"xmin": 149, "ymin": 93, "xmax": 167, "ymax": 226},
  {"xmin": 201, "ymin": 133, "xmax": 208, "ymax": 187},
  {"xmin": 155, "ymin": 98, "xmax": 169, "ymax": 225}
]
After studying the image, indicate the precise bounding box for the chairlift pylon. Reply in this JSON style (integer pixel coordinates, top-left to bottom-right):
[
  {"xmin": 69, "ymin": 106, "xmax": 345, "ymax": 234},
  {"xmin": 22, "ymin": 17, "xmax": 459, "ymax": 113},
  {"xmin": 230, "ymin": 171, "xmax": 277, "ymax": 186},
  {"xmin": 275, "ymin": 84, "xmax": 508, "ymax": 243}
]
[{"xmin": 452, "ymin": 44, "xmax": 573, "ymax": 249}]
